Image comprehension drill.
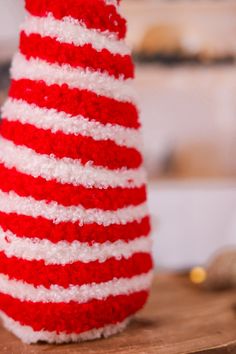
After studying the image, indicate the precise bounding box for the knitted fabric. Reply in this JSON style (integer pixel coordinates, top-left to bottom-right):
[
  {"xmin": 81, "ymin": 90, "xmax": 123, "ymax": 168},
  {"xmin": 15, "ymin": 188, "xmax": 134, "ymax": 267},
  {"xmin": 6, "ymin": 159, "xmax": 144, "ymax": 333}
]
[{"xmin": 0, "ymin": 0, "xmax": 153, "ymax": 344}]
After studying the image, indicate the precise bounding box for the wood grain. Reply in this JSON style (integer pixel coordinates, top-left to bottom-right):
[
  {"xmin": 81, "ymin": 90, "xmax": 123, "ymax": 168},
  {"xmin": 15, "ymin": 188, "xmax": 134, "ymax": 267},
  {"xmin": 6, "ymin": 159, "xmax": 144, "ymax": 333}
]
[{"xmin": 0, "ymin": 274, "xmax": 235, "ymax": 354}]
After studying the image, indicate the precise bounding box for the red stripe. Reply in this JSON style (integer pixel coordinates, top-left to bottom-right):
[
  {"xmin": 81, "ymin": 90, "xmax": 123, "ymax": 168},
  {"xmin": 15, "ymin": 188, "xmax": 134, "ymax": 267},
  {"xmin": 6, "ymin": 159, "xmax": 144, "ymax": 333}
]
[
  {"xmin": 0, "ymin": 212, "xmax": 150, "ymax": 244},
  {"xmin": 0, "ymin": 251, "xmax": 153, "ymax": 288},
  {"xmin": 25, "ymin": 0, "xmax": 126, "ymax": 39},
  {"xmin": 0, "ymin": 164, "xmax": 146, "ymax": 210},
  {"xmin": 0, "ymin": 120, "xmax": 142, "ymax": 170},
  {"xmin": 0, "ymin": 291, "xmax": 148, "ymax": 333},
  {"xmin": 9, "ymin": 79, "xmax": 139, "ymax": 129},
  {"xmin": 20, "ymin": 32, "xmax": 133, "ymax": 79}
]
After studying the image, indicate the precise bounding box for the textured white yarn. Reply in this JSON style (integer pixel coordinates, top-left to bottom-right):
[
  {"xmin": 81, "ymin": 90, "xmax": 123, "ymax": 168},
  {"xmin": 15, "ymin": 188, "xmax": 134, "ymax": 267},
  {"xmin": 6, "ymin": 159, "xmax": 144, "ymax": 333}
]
[
  {"xmin": 22, "ymin": 14, "xmax": 130, "ymax": 55},
  {"xmin": 0, "ymin": 311, "xmax": 131, "ymax": 344},
  {"xmin": 104, "ymin": 0, "xmax": 119, "ymax": 7},
  {"xmin": 0, "ymin": 137, "xmax": 146, "ymax": 188},
  {"xmin": 0, "ymin": 190, "xmax": 148, "ymax": 226},
  {"xmin": 0, "ymin": 272, "xmax": 153, "ymax": 303},
  {"xmin": 11, "ymin": 53, "xmax": 136, "ymax": 102},
  {"xmin": 0, "ymin": 226, "xmax": 151, "ymax": 264},
  {"xmin": 2, "ymin": 99, "xmax": 142, "ymax": 150}
]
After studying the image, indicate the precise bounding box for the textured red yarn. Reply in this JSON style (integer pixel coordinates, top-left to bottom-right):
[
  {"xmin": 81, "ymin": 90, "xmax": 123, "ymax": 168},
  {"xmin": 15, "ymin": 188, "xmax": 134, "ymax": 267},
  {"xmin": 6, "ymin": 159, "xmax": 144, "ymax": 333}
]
[
  {"xmin": 9, "ymin": 79, "xmax": 140, "ymax": 128},
  {"xmin": 0, "ymin": 291, "xmax": 148, "ymax": 333},
  {"xmin": 25, "ymin": 0, "xmax": 126, "ymax": 39},
  {"xmin": 0, "ymin": 120, "xmax": 142, "ymax": 170},
  {"xmin": 0, "ymin": 164, "xmax": 146, "ymax": 210},
  {"xmin": 20, "ymin": 33, "xmax": 134, "ymax": 79},
  {"xmin": 0, "ymin": 0, "xmax": 152, "ymax": 339},
  {"xmin": 0, "ymin": 212, "xmax": 150, "ymax": 244},
  {"xmin": 0, "ymin": 251, "xmax": 153, "ymax": 288}
]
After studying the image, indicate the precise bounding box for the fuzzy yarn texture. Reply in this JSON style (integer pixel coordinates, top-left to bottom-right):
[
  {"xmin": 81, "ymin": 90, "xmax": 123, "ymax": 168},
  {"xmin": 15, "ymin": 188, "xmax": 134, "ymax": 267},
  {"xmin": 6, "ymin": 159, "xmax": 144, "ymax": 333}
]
[{"xmin": 0, "ymin": 0, "xmax": 153, "ymax": 344}]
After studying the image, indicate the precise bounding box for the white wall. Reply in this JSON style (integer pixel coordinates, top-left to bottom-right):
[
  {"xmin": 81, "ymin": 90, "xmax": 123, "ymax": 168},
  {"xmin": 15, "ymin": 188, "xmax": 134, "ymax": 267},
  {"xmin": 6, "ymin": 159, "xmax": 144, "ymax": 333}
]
[
  {"xmin": 149, "ymin": 181, "xmax": 236, "ymax": 270},
  {"xmin": 0, "ymin": 0, "xmax": 24, "ymax": 61},
  {"xmin": 0, "ymin": 0, "xmax": 24, "ymax": 42}
]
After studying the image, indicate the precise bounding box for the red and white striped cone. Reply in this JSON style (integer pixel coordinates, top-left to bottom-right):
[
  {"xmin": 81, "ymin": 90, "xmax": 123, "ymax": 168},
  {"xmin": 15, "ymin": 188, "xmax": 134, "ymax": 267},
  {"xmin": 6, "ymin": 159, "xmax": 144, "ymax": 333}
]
[{"xmin": 0, "ymin": 0, "xmax": 153, "ymax": 344}]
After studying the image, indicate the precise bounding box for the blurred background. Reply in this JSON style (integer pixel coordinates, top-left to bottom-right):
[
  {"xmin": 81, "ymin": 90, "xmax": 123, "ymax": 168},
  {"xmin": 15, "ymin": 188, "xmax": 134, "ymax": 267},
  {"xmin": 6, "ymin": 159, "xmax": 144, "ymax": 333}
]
[{"xmin": 0, "ymin": 0, "xmax": 235, "ymax": 271}]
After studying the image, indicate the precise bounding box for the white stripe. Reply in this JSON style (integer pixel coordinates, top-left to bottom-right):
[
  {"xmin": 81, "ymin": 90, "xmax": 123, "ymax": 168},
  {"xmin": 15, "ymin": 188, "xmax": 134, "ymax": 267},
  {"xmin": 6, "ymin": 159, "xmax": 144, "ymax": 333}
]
[
  {"xmin": 11, "ymin": 53, "xmax": 136, "ymax": 102},
  {"xmin": 0, "ymin": 190, "xmax": 148, "ymax": 226},
  {"xmin": 0, "ymin": 272, "xmax": 152, "ymax": 303},
  {"xmin": 22, "ymin": 14, "xmax": 130, "ymax": 55},
  {"xmin": 105, "ymin": 0, "xmax": 119, "ymax": 6},
  {"xmin": 0, "ymin": 227, "xmax": 151, "ymax": 264},
  {"xmin": 0, "ymin": 311, "xmax": 130, "ymax": 344},
  {"xmin": 2, "ymin": 99, "xmax": 141, "ymax": 150},
  {"xmin": 0, "ymin": 137, "xmax": 146, "ymax": 188}
]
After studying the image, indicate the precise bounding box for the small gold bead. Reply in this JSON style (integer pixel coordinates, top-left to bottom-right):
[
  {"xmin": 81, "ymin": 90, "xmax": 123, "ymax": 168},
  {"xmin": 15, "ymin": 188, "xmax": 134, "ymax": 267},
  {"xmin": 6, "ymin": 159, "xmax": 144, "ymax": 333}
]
[{"xmin": 190, "ymin": 266, "xmax": 207, "ymax": 284}]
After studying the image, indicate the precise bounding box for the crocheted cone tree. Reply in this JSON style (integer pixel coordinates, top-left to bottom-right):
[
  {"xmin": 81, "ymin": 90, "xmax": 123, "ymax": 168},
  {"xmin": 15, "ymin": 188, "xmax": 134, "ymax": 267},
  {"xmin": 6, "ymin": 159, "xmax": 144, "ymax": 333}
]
[{"xmin": 0, "ymin": 0, "xmax": 153, "ymax": 344}]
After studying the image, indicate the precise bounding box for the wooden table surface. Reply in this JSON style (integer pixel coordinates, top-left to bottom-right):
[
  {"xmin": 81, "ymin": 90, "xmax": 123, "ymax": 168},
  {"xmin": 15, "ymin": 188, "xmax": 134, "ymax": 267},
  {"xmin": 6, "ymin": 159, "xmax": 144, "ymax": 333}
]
[{"xmin": 0, "ymin": 274, "xmax": 235, "ymax": 354}]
